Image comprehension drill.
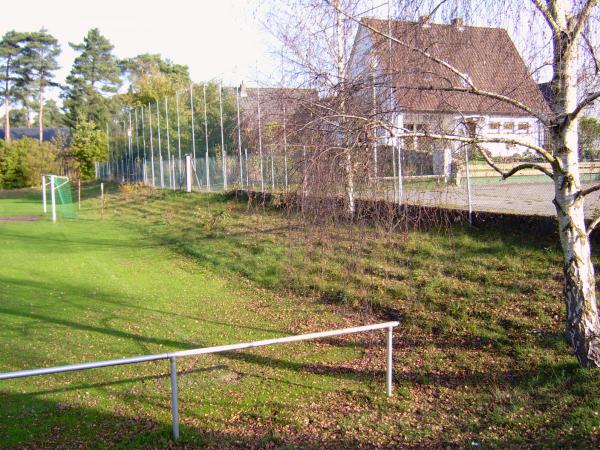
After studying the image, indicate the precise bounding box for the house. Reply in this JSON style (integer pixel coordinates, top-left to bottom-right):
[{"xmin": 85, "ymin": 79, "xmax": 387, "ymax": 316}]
[
  {"xmin": 237, "ymin": 83, "xmax": 318, "ymax": 150},
  {"xmin": 347, "ymin": 16, "xmax": 551, "ymax": 176}
]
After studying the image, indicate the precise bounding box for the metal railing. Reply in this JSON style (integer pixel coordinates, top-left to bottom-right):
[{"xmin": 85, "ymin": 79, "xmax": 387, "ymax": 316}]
[{"xmin": 0, "ymin": 321, "xmax": 399, "ymax": 441}]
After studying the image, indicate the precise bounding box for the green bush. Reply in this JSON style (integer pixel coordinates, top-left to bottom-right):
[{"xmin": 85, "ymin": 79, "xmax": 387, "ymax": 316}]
[
  {"xmin": 70, "ymin": 119, "xmax": 107, "ymax": 180},
  {"xmin": 0, "ymin": 138, "xmax": 61, "ymax": 189}
]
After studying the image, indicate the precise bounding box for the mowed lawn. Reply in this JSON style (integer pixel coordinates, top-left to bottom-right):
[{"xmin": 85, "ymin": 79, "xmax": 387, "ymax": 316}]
[
  {"xmin": 1, "ymin": 183, "xmax": 600, "ymax": 449},
  {"xmin": 0, "ymin": 187, "xmax": 379, "ymax": 449}
]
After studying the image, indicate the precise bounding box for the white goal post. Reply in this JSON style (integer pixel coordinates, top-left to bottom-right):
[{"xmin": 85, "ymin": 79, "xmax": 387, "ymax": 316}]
[{"xmin": 42, "ymin": 174, "xmax": 69, "ymax": 223}]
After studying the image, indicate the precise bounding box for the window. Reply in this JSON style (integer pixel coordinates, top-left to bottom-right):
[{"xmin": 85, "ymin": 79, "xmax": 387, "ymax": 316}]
[
  {"xmin": 489, "ymin": 122, "xmax": 501, "ymax": 133},
  {"xmin": 403, "ymin": 123, "xmax": 428, "ymax": 151},
  {"xmin": 503, "ymin": 122, "xmax": 515, "ymax": 133},
  {"xmin": 517, "ymin": 122, "xmax": 530, "ymax": 134}
]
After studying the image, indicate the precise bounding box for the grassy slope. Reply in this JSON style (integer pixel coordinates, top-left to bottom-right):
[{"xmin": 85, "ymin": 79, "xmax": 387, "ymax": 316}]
[{"xmin": 1, "ymin": 183, "xmax": 599, "ymax": 448}]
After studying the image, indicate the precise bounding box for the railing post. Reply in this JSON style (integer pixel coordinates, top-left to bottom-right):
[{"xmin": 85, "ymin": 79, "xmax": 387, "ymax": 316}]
[
  {"xmin": 169, "ymin": 357, "xmax": 180, "ymax": 441},
  {"xmin": 386, "ymin": 326, "xmax": 393, "ymax": 397}
]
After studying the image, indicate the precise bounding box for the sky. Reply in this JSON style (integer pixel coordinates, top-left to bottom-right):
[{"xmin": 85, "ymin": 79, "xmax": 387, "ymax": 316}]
[{"xmin": 0, "ymin": 0, "xmax": 278, "ymax": 100}]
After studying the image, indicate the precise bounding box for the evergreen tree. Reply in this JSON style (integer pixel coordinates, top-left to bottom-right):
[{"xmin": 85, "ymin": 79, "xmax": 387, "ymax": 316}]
[
  {"xmin": 0, "ymin": 31, "xmax": 30, "ymax": 142},
  {"xmin": 62, "ymin": 28, "xmax": 121, "ymax": 129},
  {"xmin": 21, "ymin": 29, "xmax": 61, "ymax": 142}
]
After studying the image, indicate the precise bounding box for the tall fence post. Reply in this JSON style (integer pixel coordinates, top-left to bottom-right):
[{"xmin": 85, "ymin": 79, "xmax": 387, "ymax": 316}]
[
  {"xmin": 465, "ymin": 146, "xmax": 473, "ymax": 225},
  {"xmin": 169, "ymin": 357, "xmax": 180, "ymax": 441},
  {"xmin": 186, "ymin": 155, "xmax": 192, "ymax": 193}
]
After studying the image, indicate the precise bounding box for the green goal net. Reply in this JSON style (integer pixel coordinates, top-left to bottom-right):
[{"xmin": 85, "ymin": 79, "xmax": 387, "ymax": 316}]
[{"xmin": 43, "ymin": 175, "xmax": 76, "ymax": 221}]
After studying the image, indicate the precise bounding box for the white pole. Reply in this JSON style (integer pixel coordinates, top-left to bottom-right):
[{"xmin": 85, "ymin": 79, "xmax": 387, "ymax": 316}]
[
  {"xmin": 257, "ymin": 88, "xmax": 264, "ymax": 192},
  {"xmin": 236, "ymin": 86, "xmax": 243, "ymax": 189},
  {"xmin": 397, "ymin": 140, "xmax": 403, "ymax": 204},
  {"xmin": 128, "ymin": 111, "xmax": 133, "ymax": 182},
  {"xmin": 203, "ymin": 84, "xmax": 210, "ymax": 190},
  {"xmin": 176, "ymin": 91, "xmax": 182, "ymax": 185},
  {"xmin": 134, "ymin": 108, "xmax": 140, "ymax": 180},
  {"xmin": 283, "ymin": 102, "xmax": 288, "ymax": 191},
  {"xmin": 387, "ymin": 326, "xmax": 393, "ymax": 397},
  {"xmin": 165, "ymin": 97, "xmax": 173, "ymax": 189},
  {"xmin": 185, "ymin": 154, "xmax": 192, "ymax": 193},
  {"xmin": 244, "ymin": 148, "xmax": 249, "ymax": 188},
  {"xmin": 50, "ymin": 175, "xmax": 56, "ymax": 223},
  {"xmin": 141, "ymin": 107, "xmax": 147, "ymax": 185},
  {"xmin": 156, "ymin": 99, "xmax": 164, "ymax": 188},
  {"xmin": 106, "ymin": 123, "xmax": 111, "ymax": 180},
  {"xmin": 465, "ymin": 145, "xmax": 473, "ymax": 224},
  {"xmin": 121, "ymin": 121, "xmax": 126, "ymax": 183},
  {"xmin": 172, "ymin": 155, "xmax": 176, "ymax": 191},
  {"xmin": 219, "ymin": 82, "xmax": 227, "ymax": 190},
  {"xmin": 42, "ymin": 175, "xmax": 47, "ymax": 213},
  {"xmin": 190, "ymin": 84, "xmax": 196, "ymax": 161},
  {"xmin": 148, "ymin": 103, "xmax": 155, "ymax": 187},
  {"xmin": 391, "ymin": 145, "xmax": 397, "ymax": 203}
]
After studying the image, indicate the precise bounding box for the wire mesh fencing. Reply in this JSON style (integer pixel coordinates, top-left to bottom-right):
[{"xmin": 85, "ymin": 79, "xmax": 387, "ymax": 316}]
[{"xmin": 96, "ymin": 145, "xmax": 600, "ymax": 221}]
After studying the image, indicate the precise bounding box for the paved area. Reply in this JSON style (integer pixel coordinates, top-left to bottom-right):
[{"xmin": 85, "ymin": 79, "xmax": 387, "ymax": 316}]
[{"xmin": 400, "ymin": 181, "xmax": 600, "ymax": 218}]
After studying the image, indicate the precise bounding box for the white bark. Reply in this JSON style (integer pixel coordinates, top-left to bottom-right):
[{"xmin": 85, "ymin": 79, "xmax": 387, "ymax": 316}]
[
  {"xmin": 335, "ymin": 0, "xmax": 355, "ymax": 217},
  {"xmin": 550, "ymin": 0, "xmax": 600, "ymax": 367}
]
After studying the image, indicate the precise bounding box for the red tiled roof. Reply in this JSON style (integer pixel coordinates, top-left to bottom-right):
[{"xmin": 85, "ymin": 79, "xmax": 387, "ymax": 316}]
[{"xmin": 361, "ymin": 18, "xmax": 551, "ymax": 116}]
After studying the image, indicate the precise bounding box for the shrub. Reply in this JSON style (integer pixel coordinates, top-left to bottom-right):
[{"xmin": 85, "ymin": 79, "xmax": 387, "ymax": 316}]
[{"xmin": 0, "ymin": 138, "xmax": 61, "ymax": 189}]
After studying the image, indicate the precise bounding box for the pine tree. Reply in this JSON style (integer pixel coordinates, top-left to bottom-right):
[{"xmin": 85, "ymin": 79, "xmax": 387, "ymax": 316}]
[
  {"xmin": 21, "ymin": 29, "xmax": 61, "ymax": 142},
  {"xmin": 0, "ymin": 31, "xmax": 30, "ymax": 142},
  {"xmin": 62, "ymin": 28, "xmax": 121, "ymax": 129}
]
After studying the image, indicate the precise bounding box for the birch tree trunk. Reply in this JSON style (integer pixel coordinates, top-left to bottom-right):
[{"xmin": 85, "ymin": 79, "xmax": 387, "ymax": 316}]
[
  {"xmin": 550, "ymin": 0, "xmax": 600, "ymax": 367},
  {"xmin": 335, "ymin": 0, "xmax": 355, "ymax": 218}
]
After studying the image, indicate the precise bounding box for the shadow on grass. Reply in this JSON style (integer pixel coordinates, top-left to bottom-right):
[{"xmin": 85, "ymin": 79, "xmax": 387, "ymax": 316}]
[{"xmin": 1, "ymin": 390, "xmax": 386, "ymax": 449}]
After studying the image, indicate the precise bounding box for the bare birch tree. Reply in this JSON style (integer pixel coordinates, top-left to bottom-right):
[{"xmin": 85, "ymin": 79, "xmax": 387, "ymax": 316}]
[{"xmin": 319, "ymin": 0, "xmax": 600, "ymax": 367}]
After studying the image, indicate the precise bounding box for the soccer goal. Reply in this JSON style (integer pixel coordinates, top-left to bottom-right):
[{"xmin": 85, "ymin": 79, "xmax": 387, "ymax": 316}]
[{"xmin": 42, "ymin": 175, "xmax": 75, "ymax": 222}]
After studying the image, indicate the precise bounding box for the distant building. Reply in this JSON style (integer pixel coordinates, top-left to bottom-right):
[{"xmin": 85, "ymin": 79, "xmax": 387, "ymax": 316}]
[
  {"xmin": 237, "ymin": 83, "xmax": 318, "ymax": 148},
  {"xmin": 348, "ymin": 16, "xmax": 551, "ymax": 166},
  {"xmin": 0, "ymin": 127, "xmax": 70, "ymax": 144}
]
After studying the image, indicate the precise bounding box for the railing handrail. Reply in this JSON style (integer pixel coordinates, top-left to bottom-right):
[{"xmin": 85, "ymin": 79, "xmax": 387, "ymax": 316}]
[{"xmin": 1, "ymin": 321, "xmax": 399, "ymax": 441}]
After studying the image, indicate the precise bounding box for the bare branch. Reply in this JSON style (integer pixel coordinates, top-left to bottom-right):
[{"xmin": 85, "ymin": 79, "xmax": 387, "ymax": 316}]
[
  {"xmin": 473, "ymin": 143, "xmax": 553, "ymax": 178},
  {"xmin": 587, "ymin": 215, "xmax": 600, "ymax": 236},
  {"xmin": 583, "ymin": 32, "xmax": 600, "ymax": 75},
  {"xmin": 327, "ymin": 2, "xmax": 551, "ymax": 126},
  {"xmin": 580, "ymin": 183, "xmax": 600, "ymax": 197},
  {"xmin": 531, "ymin": 0, "xmax": 561, "ymax": 34},
  {"xmin": 502, "ymin": 163, "xmax": 554, "ymax": 179},
  {"xmin": 572, "ymin": 0, "xmax": 599, "ymax": 39},
  {"xmin": 570, "ymin": 91, "xmax": 600, "ymax": 119}
]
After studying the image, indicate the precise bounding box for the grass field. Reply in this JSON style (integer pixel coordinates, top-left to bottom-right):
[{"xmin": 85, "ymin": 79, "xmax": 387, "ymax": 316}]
[{"xmin": 1, "ymin": 183, "xmax": 599, "ymax": 448}]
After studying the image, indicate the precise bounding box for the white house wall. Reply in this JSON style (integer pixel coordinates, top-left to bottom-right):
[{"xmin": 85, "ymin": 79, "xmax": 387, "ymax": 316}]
[{"xmin": 392, "ymin": 112, "xmax": 543, "ymax": 158}]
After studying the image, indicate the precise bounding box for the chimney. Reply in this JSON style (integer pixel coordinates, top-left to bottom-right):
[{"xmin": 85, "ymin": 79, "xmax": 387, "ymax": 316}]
[
  {"xmin": 451, "ymin": 18, "xmax": 464, "ymax": 30},
  {"xmin": 419, "ymin": 15, "xmax": 430, "ymax": 28}
]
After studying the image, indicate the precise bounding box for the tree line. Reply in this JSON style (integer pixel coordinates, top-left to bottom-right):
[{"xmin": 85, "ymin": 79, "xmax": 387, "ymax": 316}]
[{"xmin": 0, "ymin": 27, "xmax": 223, "ymax": 183}]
